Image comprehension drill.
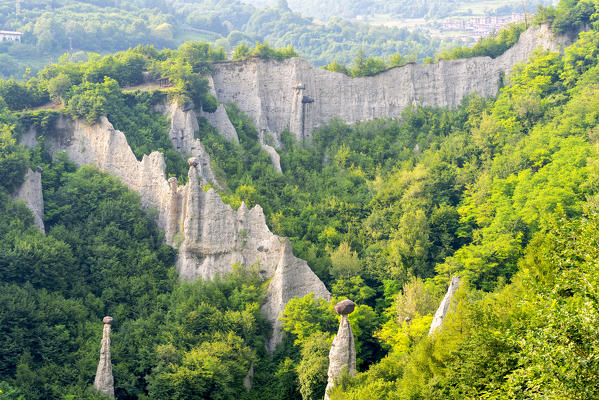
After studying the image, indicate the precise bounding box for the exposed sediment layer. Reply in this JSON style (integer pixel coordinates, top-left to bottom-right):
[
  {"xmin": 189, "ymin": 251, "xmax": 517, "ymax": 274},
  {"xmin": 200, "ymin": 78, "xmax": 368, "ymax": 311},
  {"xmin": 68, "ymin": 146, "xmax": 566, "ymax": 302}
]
[
  {"xmin": 20, "ymin": 114, "xmax": 329, "ymax": 350},
  {"xmin": 13, "ymin": 168, "xmax": 45, "ymax": 233},
  {"xmin": 210, "ymin": 25, "xmax": 564, "ymax": 142}
]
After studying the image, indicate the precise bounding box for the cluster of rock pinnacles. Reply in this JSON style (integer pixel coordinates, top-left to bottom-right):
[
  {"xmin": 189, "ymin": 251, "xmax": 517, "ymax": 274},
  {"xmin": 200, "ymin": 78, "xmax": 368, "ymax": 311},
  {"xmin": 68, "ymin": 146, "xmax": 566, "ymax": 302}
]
[{"xmin": 92, "ymin": 277, "xmax": 460, "ymax": 398}]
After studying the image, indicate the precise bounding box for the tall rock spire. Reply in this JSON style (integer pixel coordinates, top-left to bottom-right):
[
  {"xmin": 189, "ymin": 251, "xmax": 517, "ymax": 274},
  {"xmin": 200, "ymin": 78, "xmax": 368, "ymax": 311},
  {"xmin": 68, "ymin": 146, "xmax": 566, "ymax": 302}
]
[
  {"xmin": 429, "ymin": 276, "xmax": 461, "ymax": 335},
  {"xmin": 94, "ymin": 316, "xmax": 115, "ymax": 398},
  {"xmin": 324, "ymin": 299, "xmax": 357, "ymax": 400}
]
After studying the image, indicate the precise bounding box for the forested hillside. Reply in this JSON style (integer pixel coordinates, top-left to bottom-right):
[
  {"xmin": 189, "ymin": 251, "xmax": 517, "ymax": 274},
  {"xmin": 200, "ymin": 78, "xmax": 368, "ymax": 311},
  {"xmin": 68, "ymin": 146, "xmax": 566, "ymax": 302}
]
[
  {"xmin": 0, "ymin": 0, "xmax": 447, "ymax": 78},
  {"xmin": 1, "ymin": 0, "xmax": 599, "ymax": 399}
]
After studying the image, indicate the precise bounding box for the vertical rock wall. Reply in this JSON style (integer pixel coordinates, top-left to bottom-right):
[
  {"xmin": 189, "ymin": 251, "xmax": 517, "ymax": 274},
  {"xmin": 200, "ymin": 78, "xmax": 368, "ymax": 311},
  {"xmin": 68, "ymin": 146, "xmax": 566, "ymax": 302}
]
[
  {"xmin": 13, "ymin": 168, "xmax": 45, "ymax": 233},
  {"xmin": 211, "ymin": 25, "xmax": 564, "ymax": 142},
  {"xmin": 164, "ymin": 102, "xmax": 224, "ymax": 188}
]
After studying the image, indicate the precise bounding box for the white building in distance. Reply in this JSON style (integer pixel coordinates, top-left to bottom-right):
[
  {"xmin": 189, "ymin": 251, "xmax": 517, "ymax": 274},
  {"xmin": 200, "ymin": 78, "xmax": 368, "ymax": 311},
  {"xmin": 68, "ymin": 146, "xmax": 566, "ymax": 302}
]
[{"xmin": 0, "ymin": 30, "xmax": 22, "ymax": 42}]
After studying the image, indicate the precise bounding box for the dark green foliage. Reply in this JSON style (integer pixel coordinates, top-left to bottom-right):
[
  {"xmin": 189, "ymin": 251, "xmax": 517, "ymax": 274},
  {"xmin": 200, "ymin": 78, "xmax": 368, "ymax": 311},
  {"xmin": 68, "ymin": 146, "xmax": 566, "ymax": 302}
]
[{"xmin": 0, "ymin": 79, "xmax": 48, "ymax": 111}]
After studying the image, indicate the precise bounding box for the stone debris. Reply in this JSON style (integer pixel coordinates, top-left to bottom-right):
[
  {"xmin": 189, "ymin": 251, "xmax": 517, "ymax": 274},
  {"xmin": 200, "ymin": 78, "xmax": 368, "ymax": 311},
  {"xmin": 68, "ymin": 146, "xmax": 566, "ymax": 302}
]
[
  {"xmin": 94, "ymin": 316, "xmax": 115, "ymax": 398},
  {"xmin": 325, "ymin": 299, "xmax": 357, "ymax": 400}
]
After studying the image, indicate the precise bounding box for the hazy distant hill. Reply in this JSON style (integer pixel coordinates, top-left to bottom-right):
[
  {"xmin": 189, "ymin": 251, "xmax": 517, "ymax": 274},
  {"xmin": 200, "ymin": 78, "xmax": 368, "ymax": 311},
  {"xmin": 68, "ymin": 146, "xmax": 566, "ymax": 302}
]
[
  {"xmin": 0, "ymin": 0, "xmax": 451, "ymax": 78},
  {"xmin": 242, "ymin": 0, "xmax": 554, "ymax": 20}
]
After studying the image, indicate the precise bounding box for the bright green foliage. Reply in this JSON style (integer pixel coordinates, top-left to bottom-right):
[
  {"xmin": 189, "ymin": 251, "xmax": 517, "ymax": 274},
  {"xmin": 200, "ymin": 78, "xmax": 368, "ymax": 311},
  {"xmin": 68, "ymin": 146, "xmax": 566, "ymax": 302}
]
[
  {"xmin": 0, "ymin": 79, "xmax": 48, "ymax": 111},
  {"xmin": 281, "ymin": 294, "xmax": 337, "ymax": 345},
  {"xmin": 0, "ymin": 122, "xmax": 28, "ymax": 193},
  {"xmin": 149, "ymin": 333, "xmax": 254, "ymax": 399},
  {"xmin": 296, "ymin": 331, "xmax": 332, "ymax": 400},
  {"xmin": 243, "ymin": 42, "xmax": 298, "ymax": 61},
  {"xmin": 322, "ymin": 51, "xmax": 417, "ymax": 77},
  {"xmin": 552, "ymin": 0, "xmax": 598, "ymax": 33}
]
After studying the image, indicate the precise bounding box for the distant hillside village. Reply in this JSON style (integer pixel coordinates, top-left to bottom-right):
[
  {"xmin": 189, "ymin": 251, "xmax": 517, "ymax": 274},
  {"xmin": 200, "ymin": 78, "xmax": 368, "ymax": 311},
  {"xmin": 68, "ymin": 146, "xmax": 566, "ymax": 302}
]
[
  {"xmin": 0, "ymin": 30, "xmax": 22, "ymax": 42},
  {"xmin": 440, "ymin": 13, "xmax": 528, "ymax": 39}
]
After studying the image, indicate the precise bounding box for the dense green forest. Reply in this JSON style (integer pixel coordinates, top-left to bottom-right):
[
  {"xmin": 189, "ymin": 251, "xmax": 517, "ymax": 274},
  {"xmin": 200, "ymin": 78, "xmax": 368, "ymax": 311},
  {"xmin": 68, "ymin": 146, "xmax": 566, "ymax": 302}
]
[
  {"xmin": 0, "ymin": 0, "xmax": 451, "ymax": 78},
  {"xmin": 1, "ymin": 0, "xmax": 599, "ymax": 399}
]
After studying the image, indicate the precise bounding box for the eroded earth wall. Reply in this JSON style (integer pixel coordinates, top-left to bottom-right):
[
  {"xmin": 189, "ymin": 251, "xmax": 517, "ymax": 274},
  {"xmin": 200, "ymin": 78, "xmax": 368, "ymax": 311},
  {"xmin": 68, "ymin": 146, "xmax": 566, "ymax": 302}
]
[
  {"xmin": 210, "ymin": 25, "xmax": 563, "ymax": 142},
  {"xmin": 20, "ymin": 115, "xmax": 330, "ymax": 350}
]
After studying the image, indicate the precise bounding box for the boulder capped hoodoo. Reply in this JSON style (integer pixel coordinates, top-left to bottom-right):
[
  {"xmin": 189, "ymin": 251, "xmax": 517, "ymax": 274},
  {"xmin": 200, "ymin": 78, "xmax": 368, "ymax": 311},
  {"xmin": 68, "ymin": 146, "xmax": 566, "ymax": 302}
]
[
  {"xmin": 325, "ymin": 299, "xmax": 357, "ymax": 400},
  {"xmin": 94, "ymin": 316, "xmax": 115, "ymax": 398}
]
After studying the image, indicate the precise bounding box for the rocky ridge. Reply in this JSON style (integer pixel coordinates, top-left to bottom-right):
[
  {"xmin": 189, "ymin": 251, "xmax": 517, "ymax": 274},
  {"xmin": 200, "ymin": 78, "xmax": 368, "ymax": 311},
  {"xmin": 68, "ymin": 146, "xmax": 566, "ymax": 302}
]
[
  {"xmin": 209, "ymin": 24, "xmax": 565, "ymax": 143},
  {"xmin": 20, "ymin": 114, "xmax": 330, "ymax": 350},
  {"xmin": 13, "ymin": 168, "xmax": 45, "ymax": 233}
]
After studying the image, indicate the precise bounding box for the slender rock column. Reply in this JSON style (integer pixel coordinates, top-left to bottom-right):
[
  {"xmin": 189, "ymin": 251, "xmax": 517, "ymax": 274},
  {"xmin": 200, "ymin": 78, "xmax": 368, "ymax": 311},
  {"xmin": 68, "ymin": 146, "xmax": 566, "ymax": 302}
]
[
  {"xmin": 94, "ymin": 316, "xmax": 115, "ymax": 398},
  {"xmin": 324, "ymin": 299, "xmax": 357, "ymax": 400},
  {"xmin": 429, "ymin": 276, "xmax": 461, "ymax": 335}
]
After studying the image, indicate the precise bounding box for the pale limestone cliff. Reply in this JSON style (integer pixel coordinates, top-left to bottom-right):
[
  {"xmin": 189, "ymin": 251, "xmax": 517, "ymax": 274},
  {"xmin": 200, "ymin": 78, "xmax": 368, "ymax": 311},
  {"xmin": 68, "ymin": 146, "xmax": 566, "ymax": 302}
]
[
  {"xmin": 211, "ymin": 25, "xmax": 565, "ymax": 142},
  {"xmin": 22, "ymin": 116, "xmax": 174, "ymax": 233},
  {"xmin": 263, "ymin": 239, "xmax": 332, "ymax": 351},
  {"xmin": 202, "ymin": 75, "xmax": 240, "ymax": 143},
  {"xmin": 261, "ymin": 143, "xmax": 282, "ymax": 173},
  {"xmin": 429, "ymin": 276, "xmax": 461, "ymax": 335},
  {"xmin": 324, "ymin": 300, "xmax": 357, "ymax": 400},
  {"xmin": 94, "ymin": 316, "xmax": 115, "ymax": 398},
  {"xmin": 13, "ymin": 168, "xmax": 45, "ymax": 233},
  {"xmin": 177, "ymin": 164, "xmax": 330, "ymax": 350},
  {"xmin": 21, "ymin": 115, "xmax": 330, "ymax": 350}
]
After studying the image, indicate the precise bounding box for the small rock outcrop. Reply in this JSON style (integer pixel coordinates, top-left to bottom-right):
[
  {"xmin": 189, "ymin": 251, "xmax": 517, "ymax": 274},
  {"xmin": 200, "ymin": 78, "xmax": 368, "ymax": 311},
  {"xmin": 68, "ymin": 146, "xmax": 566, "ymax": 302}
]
[
  {"xmin": 324, "ymin": 299, "xmax": 357, "ymax": 400},
  {"xmin": 261, "ymin": 143, "xmax": 282, "ymax": 173},
  {"xmin": 198, "ymin": 75, "xmax": 239, "ymax": 143},
  {"xmin": 94, "ymin": 316, "xmax": 115, "ymax": 398},
  {"xmin": 263, "ymin": 239, "xmax": 331, "ymax": 351},
  {"xmin": 429, "ymin": 276, "xmax": 461, "ymax": 334},
  {"xmin": 13, "ymin": 168, "xmax": 45, "ymax": 233}
]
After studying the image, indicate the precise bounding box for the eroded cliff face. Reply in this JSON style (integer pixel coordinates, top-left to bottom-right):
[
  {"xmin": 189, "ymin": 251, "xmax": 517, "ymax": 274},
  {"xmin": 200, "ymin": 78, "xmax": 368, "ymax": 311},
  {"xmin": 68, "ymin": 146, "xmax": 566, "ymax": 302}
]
[
  {"xmin": 211, "ymin": 24, "xmax": 564, "ymax": 142},
  {"xmin": 429, "ymin": 276, "xmax": 461, "ymax": 335},
  {"xmin": 21, "ymin": 114, "xmax": 330, "ymax": 350},
  {"xmin": 13, "ymin": 168, "xmax": 45, "ymax": 233}
]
